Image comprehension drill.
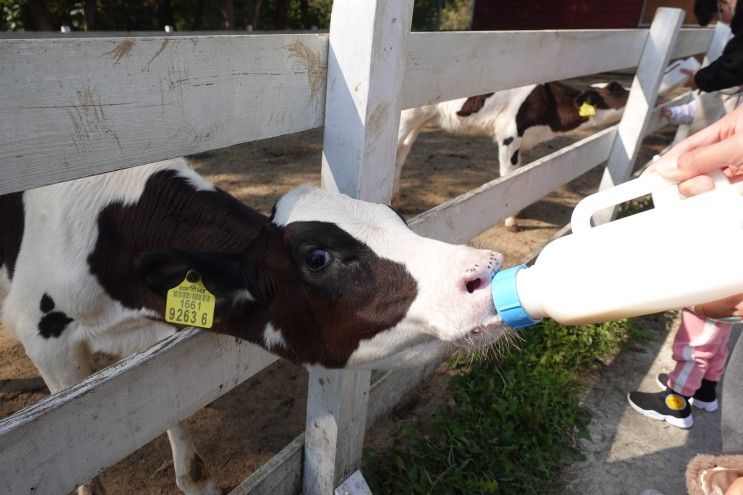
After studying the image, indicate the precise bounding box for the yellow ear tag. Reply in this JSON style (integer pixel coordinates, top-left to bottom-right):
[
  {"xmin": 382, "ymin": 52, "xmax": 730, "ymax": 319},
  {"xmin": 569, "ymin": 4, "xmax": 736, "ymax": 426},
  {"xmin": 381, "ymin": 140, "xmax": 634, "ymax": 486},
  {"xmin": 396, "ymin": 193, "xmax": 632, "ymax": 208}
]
[
  {"xmin": 579, "ymin": 102, "xmax": 596, "ymax": 117},
  {"xmin": 165, "ymin": 271, "xmax": 215, "ymax": 329}
]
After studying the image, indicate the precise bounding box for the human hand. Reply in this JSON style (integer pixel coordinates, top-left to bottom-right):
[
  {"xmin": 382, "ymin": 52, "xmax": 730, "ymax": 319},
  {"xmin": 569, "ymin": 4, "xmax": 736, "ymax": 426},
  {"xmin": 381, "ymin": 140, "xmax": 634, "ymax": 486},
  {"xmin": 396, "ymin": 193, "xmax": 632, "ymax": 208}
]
[
  {"xmin": 681, "ymin": 68, "xmax": 698, "ymax": 90},
  {"xmin": 724, "ymin": 476, "xmax": 743, "ymax": 495},
  {"xmin": 654, "ymin": 106, "xmax": 743, "ymax": 196},
  {"xmin": 661, "ymin": 106, "xmax": 672, "ymax": 118}
]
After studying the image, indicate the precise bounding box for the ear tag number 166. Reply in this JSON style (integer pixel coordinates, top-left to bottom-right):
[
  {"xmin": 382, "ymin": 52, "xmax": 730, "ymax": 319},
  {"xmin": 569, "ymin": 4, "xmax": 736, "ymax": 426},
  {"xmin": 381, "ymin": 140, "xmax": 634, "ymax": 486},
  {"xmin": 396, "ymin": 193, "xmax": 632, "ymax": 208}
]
[{"xmin": 165, "ymin": 271, "xmax": 215, "ymax": 329}]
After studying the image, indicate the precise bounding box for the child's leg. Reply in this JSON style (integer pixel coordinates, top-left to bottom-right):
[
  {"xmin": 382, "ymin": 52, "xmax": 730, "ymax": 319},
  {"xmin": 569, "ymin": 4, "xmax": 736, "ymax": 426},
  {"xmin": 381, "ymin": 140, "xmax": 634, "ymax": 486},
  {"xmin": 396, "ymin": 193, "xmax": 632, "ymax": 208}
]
[
  {"xmin": 705, "ymin": 323, "xmax": 733, "ymax": 382},
  {"xmin": 668, "ymin": 307, "xmax": 732, "ymax": 396}
]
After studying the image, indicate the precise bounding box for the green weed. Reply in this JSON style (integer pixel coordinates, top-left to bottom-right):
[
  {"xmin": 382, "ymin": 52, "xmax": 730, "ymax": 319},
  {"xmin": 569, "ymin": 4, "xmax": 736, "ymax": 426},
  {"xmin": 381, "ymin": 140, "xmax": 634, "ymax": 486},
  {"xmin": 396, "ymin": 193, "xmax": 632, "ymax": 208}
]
[{"xmin": 364, "ymin": 318, "xmax": 640, "ymax": 494}]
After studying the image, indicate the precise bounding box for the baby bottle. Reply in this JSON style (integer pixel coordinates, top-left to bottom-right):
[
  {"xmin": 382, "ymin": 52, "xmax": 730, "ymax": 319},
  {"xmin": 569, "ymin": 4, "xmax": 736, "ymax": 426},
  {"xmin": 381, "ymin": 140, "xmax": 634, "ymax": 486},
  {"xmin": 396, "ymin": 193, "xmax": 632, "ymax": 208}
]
[{"xmin": 491, "ymin": 168, "xmax": 743, "ymax": 328}]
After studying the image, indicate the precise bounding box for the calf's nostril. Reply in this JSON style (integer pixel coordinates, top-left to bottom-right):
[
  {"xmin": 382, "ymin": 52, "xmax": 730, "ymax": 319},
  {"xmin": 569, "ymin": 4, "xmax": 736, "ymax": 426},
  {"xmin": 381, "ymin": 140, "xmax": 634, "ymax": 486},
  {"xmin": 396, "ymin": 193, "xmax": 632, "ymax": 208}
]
[{"xmin": 465, "ymin": 278, "xmax": 482, "ymax": 294}]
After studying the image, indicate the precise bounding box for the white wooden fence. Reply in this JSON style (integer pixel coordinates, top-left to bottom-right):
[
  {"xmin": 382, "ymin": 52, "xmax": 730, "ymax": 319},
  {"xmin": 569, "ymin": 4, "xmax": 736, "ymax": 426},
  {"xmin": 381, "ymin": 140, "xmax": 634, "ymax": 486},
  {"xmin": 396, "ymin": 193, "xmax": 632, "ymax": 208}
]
[{"xmin": 0, "ymin": 4, "xmax": 731, "ymax": 494}]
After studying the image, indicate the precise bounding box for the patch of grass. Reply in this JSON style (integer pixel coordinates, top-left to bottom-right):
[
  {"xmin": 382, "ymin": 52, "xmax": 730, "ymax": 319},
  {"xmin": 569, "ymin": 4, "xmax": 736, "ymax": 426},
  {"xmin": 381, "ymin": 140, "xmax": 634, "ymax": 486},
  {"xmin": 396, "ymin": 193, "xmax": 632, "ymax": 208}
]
[
  {"xmin": 364, "ymin": 318, "xmax": 641, "ymax": 494},
  {"xmin": 618, "ymin": 194, "xmax": 654, "ymax": 219}
]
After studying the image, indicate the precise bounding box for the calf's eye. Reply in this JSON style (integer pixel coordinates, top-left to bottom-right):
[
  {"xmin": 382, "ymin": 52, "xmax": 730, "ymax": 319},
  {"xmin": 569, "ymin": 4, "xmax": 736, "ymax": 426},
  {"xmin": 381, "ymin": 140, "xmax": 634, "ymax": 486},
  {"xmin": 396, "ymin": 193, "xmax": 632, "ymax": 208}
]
[{"xmin": 305, "ymin": 248, "xmax": 332, "ymax": 271}]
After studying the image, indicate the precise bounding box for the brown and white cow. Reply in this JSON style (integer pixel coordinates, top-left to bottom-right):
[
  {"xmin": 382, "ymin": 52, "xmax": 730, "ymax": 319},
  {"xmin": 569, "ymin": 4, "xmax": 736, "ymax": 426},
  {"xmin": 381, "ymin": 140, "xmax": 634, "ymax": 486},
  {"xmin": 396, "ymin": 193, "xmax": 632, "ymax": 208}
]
[
  {"xmin": 395, "ymin": 81, "xmax": 630, "ymax": 229},
  {"xmin": 0, "ymin": 158, "xmax": 508, "ymax": 494}
]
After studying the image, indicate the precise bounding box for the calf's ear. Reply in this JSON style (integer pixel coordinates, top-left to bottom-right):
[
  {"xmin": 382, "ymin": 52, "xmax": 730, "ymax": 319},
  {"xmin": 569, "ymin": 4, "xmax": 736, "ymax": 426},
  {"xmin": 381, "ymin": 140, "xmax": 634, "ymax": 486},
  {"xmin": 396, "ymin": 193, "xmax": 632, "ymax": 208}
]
[
  {"xmin": 137, "ymin": 250, "xmax": 247, "ymax": 302},
  {"xmin": 607, "ymin": 81, "xmax": 628, "ymax": 97},
  {"xmin": 574, "ymin": 89, "xmax": 599, "ymax": 108}
]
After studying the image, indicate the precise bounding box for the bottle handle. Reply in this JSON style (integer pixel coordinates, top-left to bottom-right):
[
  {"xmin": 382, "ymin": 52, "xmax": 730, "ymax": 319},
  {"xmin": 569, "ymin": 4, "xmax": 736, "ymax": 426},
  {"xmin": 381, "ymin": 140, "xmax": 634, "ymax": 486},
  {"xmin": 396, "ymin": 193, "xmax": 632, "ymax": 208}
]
[
  {"xmin": 652, "ymin": 168, "xmax": 731, "ymax": 206},
  {"xmin": 571, "ymin": 167, "xmax": 730, "ymax": 234}
]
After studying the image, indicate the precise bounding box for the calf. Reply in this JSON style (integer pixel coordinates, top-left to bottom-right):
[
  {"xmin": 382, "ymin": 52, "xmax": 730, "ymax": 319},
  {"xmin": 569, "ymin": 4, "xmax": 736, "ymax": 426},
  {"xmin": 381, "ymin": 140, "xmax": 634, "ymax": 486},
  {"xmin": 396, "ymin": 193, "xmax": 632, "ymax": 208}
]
[
  {"xmin": 395, "ymin": 81, "xmax": 629, "ymax": 229},
  {"xmin": 0, "ymin": 158, "xmax": 507, "ymax": 495}
]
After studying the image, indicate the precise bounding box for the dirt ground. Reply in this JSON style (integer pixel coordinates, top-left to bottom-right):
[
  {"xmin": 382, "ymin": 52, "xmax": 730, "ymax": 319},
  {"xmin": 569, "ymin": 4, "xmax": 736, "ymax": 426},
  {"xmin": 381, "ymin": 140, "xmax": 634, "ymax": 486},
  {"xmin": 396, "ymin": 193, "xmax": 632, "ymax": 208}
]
[{"xmin": 0, "ymin": 73, "xmax": 687, "ymax": 494}]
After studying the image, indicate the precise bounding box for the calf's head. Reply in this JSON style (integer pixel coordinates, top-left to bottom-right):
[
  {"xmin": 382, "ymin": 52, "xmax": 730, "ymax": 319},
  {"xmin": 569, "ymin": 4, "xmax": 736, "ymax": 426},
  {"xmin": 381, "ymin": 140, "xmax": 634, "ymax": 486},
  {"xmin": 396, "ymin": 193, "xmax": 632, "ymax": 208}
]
[
  {"xmin": 140, "ymin": 186, "xmax": 508, "ymax": 369},
  {"xmin": 574, "ymin": 81, "xmax": 629, "ymax": 124}
]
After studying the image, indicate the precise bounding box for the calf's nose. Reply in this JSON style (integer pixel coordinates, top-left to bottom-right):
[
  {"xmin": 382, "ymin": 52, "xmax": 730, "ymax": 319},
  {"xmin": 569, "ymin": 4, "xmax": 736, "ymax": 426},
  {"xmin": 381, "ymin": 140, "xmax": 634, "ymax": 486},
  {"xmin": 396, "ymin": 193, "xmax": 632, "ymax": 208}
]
[{"xmin": 461, "ymin": 251, "xmax": 503, "ymax": 294}]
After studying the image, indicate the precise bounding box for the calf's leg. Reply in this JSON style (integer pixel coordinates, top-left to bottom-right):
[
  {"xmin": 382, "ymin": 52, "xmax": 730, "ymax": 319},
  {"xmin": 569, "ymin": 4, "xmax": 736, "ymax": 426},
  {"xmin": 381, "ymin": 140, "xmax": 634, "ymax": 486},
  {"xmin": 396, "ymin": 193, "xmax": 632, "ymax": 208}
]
[
  {"xmin": 167, "ymin": 423, "xmax": 221, "ymax": 495},
  {"xmin": 496, "ymin": 133, "xmax": 523, "ymax": 232},
  {"xmin": 19, "ymin": 329, "xmax": 106, "ymax": 495},
  {"xmin": 393, "ymin": 109, "xmax": 434, "ymax": 207}
]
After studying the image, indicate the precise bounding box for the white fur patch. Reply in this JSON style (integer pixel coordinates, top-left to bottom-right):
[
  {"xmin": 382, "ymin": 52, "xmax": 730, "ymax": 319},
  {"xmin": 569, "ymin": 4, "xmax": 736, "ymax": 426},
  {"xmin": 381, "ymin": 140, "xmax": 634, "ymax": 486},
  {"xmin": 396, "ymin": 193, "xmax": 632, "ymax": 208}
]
[
  {"xmin": 263, "ymin": 323, "xmax": 287, "ymax": 349},
  {"xmin": 271, "ymin": 184, "xmax": 318, "ymax": 226},
  {"xmin": 173, "ymin": 158, "xmax": 217, "ymax": 192}
]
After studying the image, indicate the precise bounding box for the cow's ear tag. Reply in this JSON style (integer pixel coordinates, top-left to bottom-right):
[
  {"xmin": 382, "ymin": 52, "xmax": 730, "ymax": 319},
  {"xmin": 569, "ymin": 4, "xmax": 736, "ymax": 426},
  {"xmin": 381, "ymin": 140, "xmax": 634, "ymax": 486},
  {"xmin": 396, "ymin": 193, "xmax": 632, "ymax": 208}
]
[
  {"xmin": 579, "ymin": 102, "xmax": 596, "ymax": 117},
  {"xmin": 165, "ymin": 271, "xmax": 215, "ymax": 329}
]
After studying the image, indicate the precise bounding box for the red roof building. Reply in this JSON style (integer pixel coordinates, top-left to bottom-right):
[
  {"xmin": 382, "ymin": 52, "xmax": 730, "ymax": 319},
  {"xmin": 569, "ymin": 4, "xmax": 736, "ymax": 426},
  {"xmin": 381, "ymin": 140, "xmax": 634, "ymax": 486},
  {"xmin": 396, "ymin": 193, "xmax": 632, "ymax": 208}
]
[{"xmin": 471, "ymin": 0, "xmax": 698, "ymax": 30}]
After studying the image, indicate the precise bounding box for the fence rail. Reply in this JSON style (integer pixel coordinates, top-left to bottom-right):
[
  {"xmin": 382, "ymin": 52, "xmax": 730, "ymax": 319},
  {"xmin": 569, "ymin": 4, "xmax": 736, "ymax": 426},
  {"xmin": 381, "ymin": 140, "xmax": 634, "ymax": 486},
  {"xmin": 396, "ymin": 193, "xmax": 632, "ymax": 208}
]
[
  {"xmin": 0, "ymin": 33, "xmax": 328, "ymax": 194},
  {"xmin": 0, "ymin": 6, "xmax": 729, "ymax": 495},
  {"xmin": 403, "ymin": 28, "xmax": 711, "ymax": 109},
  {"xmin": 0, "ymin": 330, "xmax": 276, "ymax": 494},
  {"xmin": 0, "ymin": 28, "xmax": 713, "ymax": 195}
]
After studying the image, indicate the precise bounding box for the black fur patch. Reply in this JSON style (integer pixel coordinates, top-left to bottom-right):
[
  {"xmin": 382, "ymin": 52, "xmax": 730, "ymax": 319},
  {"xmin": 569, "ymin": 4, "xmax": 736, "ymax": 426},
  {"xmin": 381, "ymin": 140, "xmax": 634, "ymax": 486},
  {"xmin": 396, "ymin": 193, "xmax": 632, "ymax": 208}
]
[
  {"xmin": 510, "ymin": 149, "xmax": 520, "ymax": 165},
  {"xmin": 516, "ymin": 82, "xmax": 586, "ymax": 137},
  {"xmin": 88, "ymin": 170, "xmax": 267, "ymax": 311},
  {"xmin": 40, "ymin": 293, "xmax": 55, "ymax": 313},
  {"xmin": 0, "ymin": 192, "xmax": 24, "ymax": 279},
  {"xmin": 39, "ymin": 312, "xmax": 73, "ymax": 338},
  {"xmin": 502, "ymin": 137, "xmax": 514, "ymax": 146},
  {"xmin": 457, "ymin": 93, "xmax": 494, "ymax": 117}
]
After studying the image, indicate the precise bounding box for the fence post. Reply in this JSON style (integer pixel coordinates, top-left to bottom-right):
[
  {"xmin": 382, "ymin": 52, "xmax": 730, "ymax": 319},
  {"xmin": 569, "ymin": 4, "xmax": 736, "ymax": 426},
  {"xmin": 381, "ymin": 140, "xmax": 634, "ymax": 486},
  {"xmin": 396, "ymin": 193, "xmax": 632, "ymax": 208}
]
[
  {"xmin": 593, "ymin": 7, "xmax": 684, "ymax": 224},
  {"xmin": 304, "ymin": 1, "xmax": 415, "ymax": 494}
]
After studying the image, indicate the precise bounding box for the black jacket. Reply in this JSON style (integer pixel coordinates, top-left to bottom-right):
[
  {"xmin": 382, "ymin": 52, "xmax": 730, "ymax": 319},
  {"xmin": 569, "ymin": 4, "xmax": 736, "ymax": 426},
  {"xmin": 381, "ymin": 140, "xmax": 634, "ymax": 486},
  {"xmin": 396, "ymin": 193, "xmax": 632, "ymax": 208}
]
[{"xmin": 695, "ymin": 7, "xmax": 743, "ymax": 92}]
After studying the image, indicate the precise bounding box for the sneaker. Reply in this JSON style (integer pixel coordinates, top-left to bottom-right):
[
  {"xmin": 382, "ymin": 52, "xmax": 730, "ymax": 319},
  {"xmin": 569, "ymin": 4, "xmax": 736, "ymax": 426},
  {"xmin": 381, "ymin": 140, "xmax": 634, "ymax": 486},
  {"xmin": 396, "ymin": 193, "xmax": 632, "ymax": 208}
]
[
  {"xmin": 627, "ymin": 389, "xmax": 693, "ymax": 428},
  {"xmin": 655, "ymin": 373, "xmax": 719, "ymax": 412}
]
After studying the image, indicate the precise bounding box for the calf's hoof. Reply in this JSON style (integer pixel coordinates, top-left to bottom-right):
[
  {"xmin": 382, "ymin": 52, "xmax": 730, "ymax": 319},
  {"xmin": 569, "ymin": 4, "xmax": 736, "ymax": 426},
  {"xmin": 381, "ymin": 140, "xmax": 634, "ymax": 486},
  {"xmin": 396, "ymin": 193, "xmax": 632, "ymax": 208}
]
[
  {"xmin": 504, "ymin": 216, "xmax": 520, "ymax": 233},
  {"xmin": 78, "ymin": 478, "xmax": 106, "ymax": 495}
]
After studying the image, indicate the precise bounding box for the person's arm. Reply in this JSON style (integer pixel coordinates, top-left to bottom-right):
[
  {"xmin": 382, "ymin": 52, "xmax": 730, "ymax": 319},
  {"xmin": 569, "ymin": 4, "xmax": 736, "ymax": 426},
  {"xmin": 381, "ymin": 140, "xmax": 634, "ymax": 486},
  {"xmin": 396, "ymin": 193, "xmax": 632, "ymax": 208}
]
[
  {"xmin": 662, "ymin": 100, "xmax": 696, "ymax": 125},
  {"xmin": 695, "ymin": 35, "xmax": 743, "ymax": 92}
]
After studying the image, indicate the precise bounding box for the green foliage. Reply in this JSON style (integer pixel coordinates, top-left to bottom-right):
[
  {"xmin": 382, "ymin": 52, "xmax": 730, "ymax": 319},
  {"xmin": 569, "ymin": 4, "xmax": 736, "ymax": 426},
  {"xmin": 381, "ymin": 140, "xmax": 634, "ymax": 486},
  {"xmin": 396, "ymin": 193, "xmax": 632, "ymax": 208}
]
[
  {"xmin": 365, "ymin": 318, "xmax": 640, "ymax": 494},
  {"xmin": 412, "ymin": 0, "xmax": 472, "ymax": 31},
  {"xmin": 0, "ymin": 0, "xmax": 23, "ymax": 30},
  {"xmin": 618, "ymin": 194, "xmax": 654, "ymax": 218},
  {"xmin": 439, "ymin": 0, "xmax": 472, "ymax": 30},
  {"xmin": 1, "ymin": 0, "xmax": 470, "ymax": 32},
  {"xmin": 0, "ymin": 0, "xmax": 330, "ymax": 31}
]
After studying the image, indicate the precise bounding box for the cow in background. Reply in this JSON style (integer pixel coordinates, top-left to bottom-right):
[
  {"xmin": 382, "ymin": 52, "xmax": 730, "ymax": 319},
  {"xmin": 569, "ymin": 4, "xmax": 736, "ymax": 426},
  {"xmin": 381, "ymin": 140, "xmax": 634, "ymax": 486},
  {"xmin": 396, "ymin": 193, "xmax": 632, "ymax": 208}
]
[{"xmin": 395, "ymin": 81, "xmax": 630, "ymax": 230}]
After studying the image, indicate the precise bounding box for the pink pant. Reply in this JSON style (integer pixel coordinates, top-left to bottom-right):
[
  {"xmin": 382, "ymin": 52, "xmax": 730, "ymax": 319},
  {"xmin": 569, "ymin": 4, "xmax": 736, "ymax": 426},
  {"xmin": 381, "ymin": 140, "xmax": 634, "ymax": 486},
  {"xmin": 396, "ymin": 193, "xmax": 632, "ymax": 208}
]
[{"xmin": 667, "ymin": 307, "xmax": 733, "ymax": 396}]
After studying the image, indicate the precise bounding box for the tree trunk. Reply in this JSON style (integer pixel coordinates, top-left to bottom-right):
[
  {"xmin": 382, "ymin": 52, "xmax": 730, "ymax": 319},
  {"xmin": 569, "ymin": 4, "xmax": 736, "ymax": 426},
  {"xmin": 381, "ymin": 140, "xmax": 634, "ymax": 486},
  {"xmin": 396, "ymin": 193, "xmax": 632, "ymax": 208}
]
[
  {"xmin": 275, "ymin": 0, "xmax": 289, "ymax": 30},
  {"xmin": 251, "ymin": 0, "xmax": 264, "ymax": 29},
  {"xmin": 26, "ymin": 0, "xmax": 53, "ymax": 30},
  {"xmin": 84, "ymin": 0, "xmax": 96, "ymax": 30},
  {"xmin": 300, "ymin": 0, "xmax": 309, "ymax": 29}
]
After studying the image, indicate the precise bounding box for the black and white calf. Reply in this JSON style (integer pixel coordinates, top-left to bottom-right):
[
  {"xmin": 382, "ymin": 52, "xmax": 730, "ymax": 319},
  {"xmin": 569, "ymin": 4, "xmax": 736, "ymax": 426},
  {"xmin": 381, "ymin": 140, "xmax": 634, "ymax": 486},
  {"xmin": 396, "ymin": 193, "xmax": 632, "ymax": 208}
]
[
  {"xmin": 395, "ymin": 81, "xmax": 630, "ymax": 229},
  {"xmin": 0, "ymin": 158, "xmax": 507, "ymax": 494}
]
